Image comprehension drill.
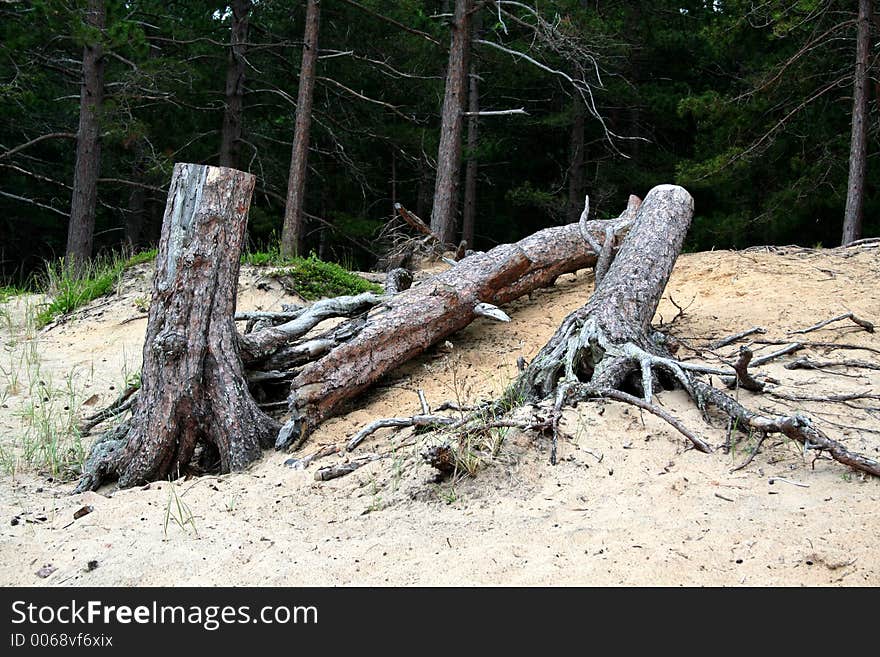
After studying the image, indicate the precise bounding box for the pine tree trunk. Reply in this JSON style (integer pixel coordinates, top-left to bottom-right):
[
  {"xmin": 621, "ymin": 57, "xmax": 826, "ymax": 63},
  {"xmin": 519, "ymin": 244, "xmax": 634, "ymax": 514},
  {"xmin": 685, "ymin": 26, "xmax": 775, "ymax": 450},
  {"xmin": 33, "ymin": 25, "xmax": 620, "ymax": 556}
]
[
  {"xmin": 65, "ymin": 0, "xmax": 105, "ymax": 275},
  {"xmin": 219, "ymin": 0, "xmax": 252, "ymax": 170},
  {"xmin": 842, "ymin": 0, "xmax": 872, "ymax": 245},
  {"xmin": 566, "ymin": 100, "xmax": 585, "ymax": 223},
  {"xmin": 461, "ymin": 60, "xmax": 480, "ymax": 249},
  {"xmin": 76, "ymin": 164, "xmax": 278, "ymax": 491},
  {"xmin": 430, "ymin": 0, "xmax": 473, "ymax": 246},
  {"xmin": 281, "ymin": 0, "xmax": 320, "ymax": 257}
]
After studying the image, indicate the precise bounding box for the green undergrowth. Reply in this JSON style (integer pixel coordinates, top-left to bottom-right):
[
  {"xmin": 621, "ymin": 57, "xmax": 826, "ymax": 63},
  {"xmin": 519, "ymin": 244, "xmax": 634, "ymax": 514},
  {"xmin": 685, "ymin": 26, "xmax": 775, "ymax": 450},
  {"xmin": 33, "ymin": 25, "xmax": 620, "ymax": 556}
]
[
  {"xmin": 243, "ymin": 247, "xmax": 380, "ymax": 300},
  {"xmin": 34, "ymin": 249, "xmax": 158, "ymax": 327}
]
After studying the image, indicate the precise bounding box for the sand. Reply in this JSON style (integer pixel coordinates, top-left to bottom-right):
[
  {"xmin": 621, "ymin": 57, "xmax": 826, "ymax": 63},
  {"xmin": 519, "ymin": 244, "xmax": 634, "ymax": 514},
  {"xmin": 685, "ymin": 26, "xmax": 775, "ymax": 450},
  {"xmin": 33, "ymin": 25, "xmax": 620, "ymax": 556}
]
[{"xmin": 0, "ymin": 244, "xmax": 878, "ymax": 586}]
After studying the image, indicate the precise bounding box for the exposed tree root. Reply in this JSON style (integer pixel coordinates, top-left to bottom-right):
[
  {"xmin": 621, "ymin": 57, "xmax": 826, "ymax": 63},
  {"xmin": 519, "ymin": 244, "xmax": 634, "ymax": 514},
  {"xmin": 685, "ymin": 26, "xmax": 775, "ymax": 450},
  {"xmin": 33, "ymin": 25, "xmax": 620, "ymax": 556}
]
[{"xmin": 692, "ymin": 381, "xmax": 880, "ymax": 476}]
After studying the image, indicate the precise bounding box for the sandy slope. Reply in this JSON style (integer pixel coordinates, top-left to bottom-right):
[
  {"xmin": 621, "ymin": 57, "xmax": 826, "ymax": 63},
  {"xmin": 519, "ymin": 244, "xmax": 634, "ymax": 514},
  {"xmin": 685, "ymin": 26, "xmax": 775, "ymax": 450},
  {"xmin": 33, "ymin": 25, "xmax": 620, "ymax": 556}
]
[{"xmin": 0, "ymin": 244, "xmax": 878, "ymax": 586}]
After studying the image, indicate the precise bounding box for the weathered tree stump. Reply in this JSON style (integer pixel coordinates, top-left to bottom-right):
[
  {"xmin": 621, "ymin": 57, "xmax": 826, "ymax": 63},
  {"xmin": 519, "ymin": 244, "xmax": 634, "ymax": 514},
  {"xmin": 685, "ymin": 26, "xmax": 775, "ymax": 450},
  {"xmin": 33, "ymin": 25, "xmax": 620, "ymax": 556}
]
[
  {"xmin": 511, "ymin": 184, "xmax": 879, "ymax": 476},
  {"xmin": 517, "ymin": 184, "xmax": 693, "ymax": 401},
  {"xmin": 76, "ymin": 163, "xmax": 278, "ymax": 491}
]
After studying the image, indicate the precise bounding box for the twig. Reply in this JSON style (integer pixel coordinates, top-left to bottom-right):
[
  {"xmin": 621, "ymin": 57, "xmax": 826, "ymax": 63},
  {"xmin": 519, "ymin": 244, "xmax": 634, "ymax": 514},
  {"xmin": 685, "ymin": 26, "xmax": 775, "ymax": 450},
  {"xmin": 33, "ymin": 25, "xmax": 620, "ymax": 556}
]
[
  {"xmin": 768, "ymin": 391, "xmax": 880, "ymax": 403},
  {"xmin": 462, "ymin": 108, "xmax": 528, "ymax": 116},
  {"xmin": 347, "ymin": 415, "xmax": 457, "ymax": 451},
  {"xmin": 753, "ymin": 339, "xmax": 880, "ymax": 357},
  {"xmin": 234, "ymin": 309, "xmax": 305, "ymax": 322},
  {"xmin": 667, "ymin": 294, "xmax": 696, "ymax": 325},
  {"xmin": 785, "ymin": 357, "xmax": 880, "ymax": 372},
  {"xmin": 730, "ymin": 433, "xmax": 768, "ymax": 472},
  {"xmin": 789, "ymin": 312, "xmax": 874, "ymax": 335},
  {"xmin": 709, "ymin": 326, "xmax": 766, "ymax": 349},
  {"xmin": 417, "ymin": 389, "xmax": 431, "ymax": 415},
  {"xmin": 77, "ymin": 384, "xmax": 139, "ymax": 435},
  {"xmin": 284, "ymin": 444, "xmax": 340, "ymax": 470},
  {"xmin": 751, "ymin": 342, "xmax": 804, "ymax": 366}
]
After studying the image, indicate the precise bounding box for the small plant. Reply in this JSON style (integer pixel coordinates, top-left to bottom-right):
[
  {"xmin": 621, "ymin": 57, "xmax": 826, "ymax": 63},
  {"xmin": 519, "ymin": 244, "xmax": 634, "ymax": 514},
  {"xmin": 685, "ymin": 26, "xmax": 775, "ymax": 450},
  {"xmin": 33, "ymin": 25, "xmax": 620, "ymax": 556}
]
[
  {"xmin": 163, "ymin": 483, "xmax": 199, "ymax": 538},
  {"xmin": 437, "ymin": 485, "xmax": 457, "ymax": 505},
  {"xmin": 133, "ymin": 296, "xmax": 149, "ymax": 313}
]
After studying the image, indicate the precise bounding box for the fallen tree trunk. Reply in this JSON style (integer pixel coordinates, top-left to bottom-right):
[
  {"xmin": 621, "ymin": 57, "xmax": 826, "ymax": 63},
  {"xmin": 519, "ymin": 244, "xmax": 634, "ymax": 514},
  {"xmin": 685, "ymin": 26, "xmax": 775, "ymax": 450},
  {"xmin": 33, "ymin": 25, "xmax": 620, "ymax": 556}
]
[
  {"xmin": 75, "ymin": 164, "xmax": 279, "ymax": 492},
  {"xmin": 274, "ymin": 198, "xmax": 641, "ymax": 450},
  {"xmin": 516, "ymin": 185, "xmax": 691, "ymax": 401}
]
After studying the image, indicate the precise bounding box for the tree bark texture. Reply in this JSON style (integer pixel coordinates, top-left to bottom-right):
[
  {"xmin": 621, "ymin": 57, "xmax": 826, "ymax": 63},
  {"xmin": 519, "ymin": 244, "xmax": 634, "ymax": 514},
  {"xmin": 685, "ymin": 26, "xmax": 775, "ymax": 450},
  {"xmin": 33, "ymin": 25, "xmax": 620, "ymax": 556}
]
[
  {"xmin": 281, "ymin": 0, "xmax": 321, "ymax": 257},
  {"xmin": 65, "ymin": 0, "xmax": 105, "ymax": 275},
  {"xmin": 841, "ymin": 0, "xmax": 872, "ymax": 245},
  {"xmin": 430, "ymin": 0, "xmax": 473, "ymax": 246},
  {"xmin": 461, "ymin": 11, "xmax": 482, "ymax": 249},
  {"xmin": 76, "ymin": 164, "xmax": 278, "ymax": 491},
  {"xmin": 219, "ymin": 0, "xmax": 252, "ymax": 170}
]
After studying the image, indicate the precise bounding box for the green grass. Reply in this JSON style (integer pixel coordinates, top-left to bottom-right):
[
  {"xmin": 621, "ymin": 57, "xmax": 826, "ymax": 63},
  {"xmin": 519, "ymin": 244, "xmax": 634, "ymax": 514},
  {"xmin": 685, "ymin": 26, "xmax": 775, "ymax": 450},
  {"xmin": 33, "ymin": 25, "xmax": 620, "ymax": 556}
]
[
  {"xmin": 0, "ymin": 307, "xmax": 88, "ymax": 481},
  {"xmin": 34, "ymin": 249, "xmax": 157, "ymax": 327},
  {"xmin": 262, "ymin": 252, "xmax": 381, "ymax": 300},
  {"xmin": 0, "ymin": 285, "xmax": 29, "ymax": 304}
]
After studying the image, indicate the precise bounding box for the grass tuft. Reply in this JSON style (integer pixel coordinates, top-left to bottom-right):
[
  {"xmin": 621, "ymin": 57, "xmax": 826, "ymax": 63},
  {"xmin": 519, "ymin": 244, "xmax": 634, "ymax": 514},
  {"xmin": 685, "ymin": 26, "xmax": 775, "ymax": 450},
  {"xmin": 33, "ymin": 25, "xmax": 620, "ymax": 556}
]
[{"xmin": 34, "ymin": 249, "xmax": 157, "ymax": 327}]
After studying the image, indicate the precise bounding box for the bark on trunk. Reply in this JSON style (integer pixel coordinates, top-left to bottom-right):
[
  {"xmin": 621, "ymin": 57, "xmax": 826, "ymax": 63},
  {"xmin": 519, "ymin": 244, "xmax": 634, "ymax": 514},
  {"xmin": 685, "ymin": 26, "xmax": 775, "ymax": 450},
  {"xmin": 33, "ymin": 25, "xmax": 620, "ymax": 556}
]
[
  {"xmin": 566, "ymin": 100, "xmax": 586, "ymax": 223},
  {"xmin": 219, "ymin": 0, "xmax": 252, "ymax": 170},
  {"xmin": 75, "ymin": 164, "xmax": 278, "ymax": 491},
  {"xmin": 281, "ymin": 0, "xmax": 320, "ymax": 257},
  {"xmin": 65, "ymin": 0, "xmax": 105, "ymax": 275},
  {"xmin": 461, "ymin": 11, "xmax": 482, "ymax": 249},
  {"xmin": 430, "ymin": 0, "xmax": 473, "ymax": 246},
  {"xmin": 842, "ymin": 0, "xmax": 872, "ymax": 245}
]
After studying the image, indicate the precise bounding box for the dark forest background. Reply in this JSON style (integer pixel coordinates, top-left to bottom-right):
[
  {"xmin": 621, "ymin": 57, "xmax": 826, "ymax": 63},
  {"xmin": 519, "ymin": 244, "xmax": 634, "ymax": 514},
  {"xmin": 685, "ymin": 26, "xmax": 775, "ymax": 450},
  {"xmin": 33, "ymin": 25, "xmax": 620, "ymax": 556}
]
[{"xmin": 1, "ymin": 0, "xmax": 877, "ymax": 283}]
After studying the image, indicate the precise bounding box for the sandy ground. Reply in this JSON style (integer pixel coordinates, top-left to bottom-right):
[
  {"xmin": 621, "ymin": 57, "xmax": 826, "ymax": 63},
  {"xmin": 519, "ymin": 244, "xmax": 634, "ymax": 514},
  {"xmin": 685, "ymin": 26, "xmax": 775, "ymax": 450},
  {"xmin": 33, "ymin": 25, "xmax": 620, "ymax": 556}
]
[{"xmin": 0, "ymin": 244, "xmax": 878, "ymax": 586}]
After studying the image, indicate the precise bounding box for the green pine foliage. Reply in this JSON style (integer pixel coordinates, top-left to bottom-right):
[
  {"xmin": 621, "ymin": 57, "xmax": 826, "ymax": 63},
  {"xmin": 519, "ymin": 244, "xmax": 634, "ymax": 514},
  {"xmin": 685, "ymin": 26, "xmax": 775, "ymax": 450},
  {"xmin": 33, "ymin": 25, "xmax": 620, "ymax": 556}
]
[{"xmin": 0, "ymin": 0, "xmax": 876, "ymax": 287}]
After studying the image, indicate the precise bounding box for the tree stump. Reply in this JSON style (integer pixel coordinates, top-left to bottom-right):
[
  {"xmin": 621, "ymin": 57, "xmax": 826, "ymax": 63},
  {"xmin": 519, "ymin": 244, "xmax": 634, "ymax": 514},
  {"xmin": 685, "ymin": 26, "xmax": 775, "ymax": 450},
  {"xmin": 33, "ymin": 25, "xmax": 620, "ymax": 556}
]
[
  {"xmin": 76, "ymin": 163, "xmax": 278, "ymax": 491},
  {"xmin": 517, "ymin": 184, "xmax": 694, "ymax": 400}
]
